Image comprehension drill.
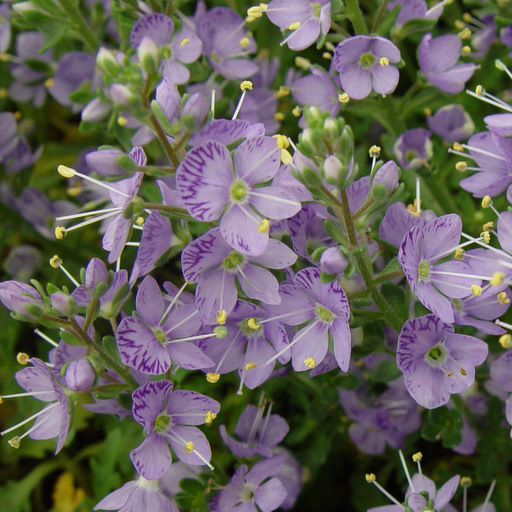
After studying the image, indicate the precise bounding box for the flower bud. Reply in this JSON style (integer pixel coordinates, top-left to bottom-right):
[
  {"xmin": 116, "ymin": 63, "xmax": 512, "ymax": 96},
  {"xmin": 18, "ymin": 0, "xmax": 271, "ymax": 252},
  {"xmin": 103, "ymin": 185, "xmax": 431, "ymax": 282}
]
[
  {"xmin": 51, "ymin": 292, "xmax": 76, "ymax": 317},
  {"xmin": 83, "ymin": 258, "xmax": 108, "ymax": 295},
  {"xmin": 81, "ymin": 98, "xmax": 111, "ymax": 123},
  {"xmin": 0, "ymin": 281, "xmax": 46, "ymax": 320},
  {"xmin": 182, "ymin": 92, "xmax": 209, "ymax": 131},
  {"xmin": 86, "ymin": 148, "xmax": 130, "ymax": 177},
  {"xmin": 65, "ymin": 359, "xmax": 96, "ymax": 391},
  {"xmin": 320, "ymin": 247, "xmax": 348, "ymax": 275},
  {"xmin": 96, "ymin": 48, "xmax": 120, "ymax": 77},
  {"xmin": 137, "ymin": 36, "xmax": 160, "ymax": 75},
  {"xmin": 109, "ymin": 84, "xmax": 137, "ymax": 109},
  {"xmin": 323, "ymin": 155, "xmax": 343, "ymax": 184},
  {"xmin": 372, "ymin": 160, "xmax": 399, "ymax": 194}
]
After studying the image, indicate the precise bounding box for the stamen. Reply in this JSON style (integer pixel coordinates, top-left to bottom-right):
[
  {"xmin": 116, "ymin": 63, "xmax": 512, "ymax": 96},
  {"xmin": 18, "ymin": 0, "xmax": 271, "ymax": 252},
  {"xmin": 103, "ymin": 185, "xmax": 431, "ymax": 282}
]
[
  {"xmin": 55, "ymin": 226, "xmax": 67, "ymax": 239},
  {"xmin": 17, "ymin": 353, "xmax": 29, "ymax": 365},
  {"xmin": 365, "ymin": 474, "xmax": 404, "ymax": 508},
  {"xmin": 1, "ymin": 402, "xmax": 59, "ymax": 438},
  {"xmin": 497, "ymin": 292, "xmax": 510, "ymax": 306},
  {"xmin": 159, "ymin": 281, "xmax": 190, "ymax": 326},
  {"xmin": 232, "ymin": 81, "xmax": 253, "ymax": 120},
  {"xmin": 216, "ymin": 310, "xmax": 227, "ymax": 325},
  {"xmin": 495, "ymin": 59, "xmax": 512, "ymax": 81},
  {"xmin": 288, "ymin": 21, "xmax": 301, "ymax": 31},
  {"xmin": 206, "ymin": 373, "xmax": 220, "ymax": 383},
  {"xmin": 205, "ymin": 411, "xmax": 217, "ymax": 425},
  {"xmin": 57, "ymin": 165, "xmax": 130, "ymax": 197},
  {"xmin": 481, "ymin": 480, "xmax": 496, "ymax": 512},
  {"xmin": 398, "ymin": 450, "xmax": 415, "ymax": 493},
  {"xmin": 379, "ymin": 57, "xmax": 389, "ymax": 66},
  {"xmin": 460, "ymin": 477, "xmax": 471, "ymax": 512},
  {"xmin": 338, "ymin": 93, "xmax": 350, "ymax": 103},
  {"xmin": 412, "ymin": 452, "xmax": 424, "ymax": 489},
  {"xmin": 49, "ymin": 256, "xmax": 80, "ymax": 287},
  {"xmin": 56, "ymin": 206, "xmax": 122, "ymax": 221}
]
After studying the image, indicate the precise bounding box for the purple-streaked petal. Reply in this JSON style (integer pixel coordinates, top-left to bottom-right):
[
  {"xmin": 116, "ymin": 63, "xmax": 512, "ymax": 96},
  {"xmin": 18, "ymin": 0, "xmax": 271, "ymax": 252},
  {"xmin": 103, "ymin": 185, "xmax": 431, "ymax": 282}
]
[
  {"xmin": 166, "ymin": 390, "xmax": 220, "ymax": 424},
  {"xmin": 167, "ymin": 425, "xmax": 212, "ymax": 465},
  {"xmin": 404, "ymin": 364, "xmax": 450, "ymax": 409},
  {"xmin": 195, "ymin": 270, "xmax": 237, "ymax": 325},
  {"xmin": 132, "ymin": 380, "xmax": 173, "ymax": 427},
  {"xmin": 130, "ymin": 433, "xmax": 171, "ymax": 479},
  {"xmin": 130, "ymin": 13, "xmax": 174, "ymax": 48},
  {"xmin": 233, "ymin": 137, "xmax": 281, "ymax": 185},
  {"xmin": 291, "ymin": 320, "xmax": 329, "ymax": 371},
  {"xmin": 249, "ymin": 187, "xmax": 301, "ymax": 220},
  {"xmin": 136, "ymin": 275, "xmax": 164, "ymax": 326},
  {"xmin": 238, "ymin": 264, "xmax": 281, "ymax": 305}
]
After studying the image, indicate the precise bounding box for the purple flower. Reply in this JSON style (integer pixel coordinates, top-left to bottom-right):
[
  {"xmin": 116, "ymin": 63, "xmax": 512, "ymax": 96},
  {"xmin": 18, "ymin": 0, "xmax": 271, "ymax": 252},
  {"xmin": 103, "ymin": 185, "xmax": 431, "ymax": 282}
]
[
  {"xmin": 176, "ymin": 137, "xmax": 301, "ymax": 256},
  {"xmin": 182, "ymin": 227, "xmax": 297, "ymax": 325},
  {"xmin": 397, "ymin": 314, "xmax": 488, "ymax": 409},
  {"xmin": 333, "ymin": 36, "xmax": 401, "ymax": 100},
  {"xmin": 210, "ymin": 455, "xmax": 288, "ymax": 512},
  {"xmin": 0, "ymin": 280, "xmax": 46, "ymax": 320},
  {"xmin": 393, "ymin": 128, "xmax": 432, "ymax": 170},
  {"xmin": 418, "ymin": 33, "xmax": 477, "ymax": 93},
  {"xmin": 266, "ymin": 267, "xmax": 351, "ymax": 372},
  {"xmin": 2, "ymin": 358, "xmax": 71, "ymax": 453},
  {"xmin": 427, "ymin": 104, "xmax": 474, "ymax": 142},
  {"xmin": 387, "ymin": 0, "xmax": 443, "ymax": 27},
  {"xmin": 130, "ymin": 13, "xmax": 202, "ymax": 85},
  {"xmin": 265, "ymin": 0, "xmax": 331, "ymax": 51},
  {"xmin": 188, "ymin": 119, "xmax": 265, "ymax": 147},
  {"xmin": 220, "ymin": 402, "xmax": 289, "ymax": 458},
  {"xmin": 130, "ymin": 380, "xmax": 220, "ymax": 479},
  {"xmin": 94, "ymin": 476, "xmax": 177, "ymax": 512},
  {"xmin": 398, "ymin": 214, "xmax": 479, "ymax": 323}
]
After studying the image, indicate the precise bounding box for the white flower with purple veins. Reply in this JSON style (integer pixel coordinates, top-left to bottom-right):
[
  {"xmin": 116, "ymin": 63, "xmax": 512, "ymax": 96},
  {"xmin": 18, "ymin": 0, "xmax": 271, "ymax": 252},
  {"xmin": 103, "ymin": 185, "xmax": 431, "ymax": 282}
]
[
  {"xmin": 182, "ymin": 227, "xmax": 297, "ymax": 325},
  {"xmin": 397, "ymin": 314, "xmax": 488, "ymax": 409},
  {"xmin": 130, "ymin": 13, "xmax": 202, "ymax": 85},
  {"xmin": 398, "ymin": 214, "xmax": 481, "ymax": 324},
  {"xmin": 333, "ymin": 35, "xmax": 401, "ymax": 100},
  {"xmin": 418, "ymin": 32, "xmax": 478, "ymax": 93},
  {"xmin": 176, "ymin": 137, "xmax": 301, "ymax": 256},
  {"xmin": 130, "ymin": 380, "xmax": 220, "ymax": 479},
  {"xmin": 265, "ymin": 0, "xmax": 331, "ymax": 51},
  {"xmin": 1, "ymin": 358, "xmax": 70, "ymax": 453}
]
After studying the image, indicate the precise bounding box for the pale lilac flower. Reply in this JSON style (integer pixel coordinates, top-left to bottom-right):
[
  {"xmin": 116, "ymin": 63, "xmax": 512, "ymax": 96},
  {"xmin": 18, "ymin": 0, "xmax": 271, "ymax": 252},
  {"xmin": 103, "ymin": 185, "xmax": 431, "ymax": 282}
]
[
  {"xmin": 393, "ymin": 128, "xmax": 432, "ymax": 170},
  {"xmin": 176, "ymin": 137, "xmax": 301, "ymax": 256},
  {"xmin": 427, "ymin": 104, "xmax": 474, "ymax": 142},
  {"xmin": 397, "ymin": 314, "xmax": 488, "ymax": 409},
  {"xmin": 387, "ymin": 0, "xmax": 443, "ymax": 27},
  {"xmin": 333, "ymin": 36, "xmax": 401, "ymax": 100},
  {"xmin": 0, "ymin": 280, "xmax": 46, "ymax": 320},
  {"xmin": 210, "ymin": 455, "xmax": 288, "ymax": 512},
  {"xmin": 130, "ymin": 380, "xmax": 220, "ymax": 479},
  {"xmin": 265, "ymin": 0, "xmax": 331, "ymax": 51},
  {"xmin": 418, "ymin": 33, "xmax": 478, "ymax": 93}
]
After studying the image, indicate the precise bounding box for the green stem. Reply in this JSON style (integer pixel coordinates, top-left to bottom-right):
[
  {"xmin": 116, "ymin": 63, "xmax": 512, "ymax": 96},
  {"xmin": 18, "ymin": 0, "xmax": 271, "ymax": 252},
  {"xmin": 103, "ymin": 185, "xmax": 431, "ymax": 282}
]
[
  {"xmin": 331, "ymin": 21, "xmax": 350, "ymax": 37},
  {"xmin": 373, "ymin": 270, "xmax": 404, "ymax": 285},
  {"xmin": 83, "ymin": 296, "xmax": 98, "ymax": 333},
  {"xmin": 58, "ymin": 0, "xmax": 99, "ymax": 52},
  {"xmin": 345, "ymin": 0, "xmax": 369, "ymax": 34},
  {"xmin": 337, "ymin": 188, "xmax": 403, "ymax": 332},
  {"xmin": 371, "ymin": 0, "xmax": 391, "ymax": 33},
  {"xmin": 149, "ymin": 111, "xmax": 180, "ymax": 168}
]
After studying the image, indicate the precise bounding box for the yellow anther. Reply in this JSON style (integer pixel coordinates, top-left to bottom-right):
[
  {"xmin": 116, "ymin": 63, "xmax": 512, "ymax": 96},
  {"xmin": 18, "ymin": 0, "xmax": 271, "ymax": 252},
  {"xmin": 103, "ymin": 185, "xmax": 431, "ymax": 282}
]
[
  {"xmin": 274, "ymin": 112, "xmax": 285, "ymax": 121},
  {"xmin": 240, "ymin": 80, "xmax": 253, "ymax": 91},
  {"xmin": 379, "ymin": 57, "xmax": 389, "ymax": 66},
  {"xmin": 67, "ymin": 185, "xmax": 82, "ymax": 197},
  {"xmin": 17, "ymin": 352, "xmax": 29, "ymax": 365},
  {"xmin": 475, "ymin": 85, "xmax": 485, "ymax": 97},
  {"xmin": 274, "ymin": 85, "xmax": 290, "ymax": 99},
  {"xmin": 292, "ymin": 106, "xmax": 302, "ymax": 117},
  {"xmin": 117, "ymin": 116, "xmax": 128, "ymax": 126},
  {"xmin": 497, "ymin": 292, "xmax": 510, "ymax": 305},
  {"xmin": 180, "ymin": 38, "xmax": 190, "ymax": 47},
  {"xmin": 246, "ymin": 15, "xmax": 257, "ymax": 23},
  {"xmin": 454, "ymin": 19, "xmax": 466, "ymax": 30},
  {"xmin": 455, "ymin": 161, "xmax": 467, "ymax": 172},
  {"xmin": 44, "ymin": 78, "xmax": 54, "ymax": 88},
  {"xmin": 454, "ymin": 248, "xmax": 465, "ymax": 260},
  {"xmin": 280, "ymin": 148, "xmax": 293, "ymax": 165},
  {"xmin": 247, "ymin": 317, "xmax": 261, "ymax": 329},
  {"xmin": 259, "ymin": 3, "xmax": 267, "ymax": 9},
  {"xmin": 288, "ymin": 21, "xmax": 301, "ymax": 31},
  {"xmin": 295, "ymin": 56, "xmax": 310, "ymax": 70},
  {"xmin": 490, "ymin": 272, "xmax": 505, "ymax": 286},
  {"xmin": 406, "ymin": 200, "xmax": 422, "ymax": 216},
  {"xmin": 245, "ymin": 362, "xmax": 257, "ymax": 370},
  {"xmin": 247, "ymin": 6, "xmax": 263, "ymax": 17},
  {"xmin": 184, "ymin": 441, "xmax": 194, "ymax": 453},
  {"xmin": 0, "ymin": 53, "xmax": 9, "ymax": 62},
  {"xmin": 453, "ymin": 142, "xmax": 464, "ymax": 151},
  {"xmin": 58, "ymin": 165, "xmax": 76, "ymax": 178},
  {"xmin": 471, "ymin": 284, "xmax": 482, "ymax": 296},
  {"xmin": 258, "ymin": 218, "xmax": 270, "ymax": 233},
  {"xmin": 205, "ymin": 411, "xmax": 217, "ymax": 425},
  {"xmin": 460, "ymin": 476, "xmax": 472, "ymax": 487},
  {"xmin": 304, "ymin": 357, "xmax": 316, "ymax": 368},
  {"xmin": 55, "ymin": 226, "xmax": 67, "ymax": 240},
  {"xmin": 0, "ymin": 88, "xmax": 7, "ymax": 98},
  {"xmin": 322, "ymin": 52, "xmax": 332, "ymax": 60},
  {"xmin": 136, "ymin": 216, "xmax": 144, "ymax": 226},
  {"xmin": 369, "ymin": 145, "xmax": 381, "ymax": 158},
  {"xmin": 483, "ymin": 221, "xmax": 494, "ymax": 232},
  {"xmin": 460, "ymin": 368, "xmax": 467, "ymax": 376},
  {"xmin": 216, "ymin": 310, "xmax": 227, "ymax": 325},
  {"xmin": 0, "ymin": 396, "xmax": 3, "ymax": 404},
  {"xmin": 206, "ymin": 372, "xmax": 220, "ymax": 383},
  {"xmin": 239, "ymin": 37, "xmax": 250, "ymax": 49},
  {"xmin": 462, "ymin": 13, "xmax": 473, "ymax": 23},
  {"xmin": 50, "ymin": 255, "xmax": 62, "ymax": 269},
  {"xmin": 365, "ymin": 473, "xmax": 376, "ymax": 483},
  {"xmin": 499, "ymin": 333, "xmax": 512, "ymax": 349},
  {"xmin": 8, "ymin": 437, "xmax": 20, "ymax": 449},
  {"xmin": 461, "ymin": 45, "xmax": 471, "ymax": 56},
  {"xmin": 412, "ymin": 452, "xmax": 423, "ymax": 462},
  {"xmin": 458, "ymin": 27, "xmax": 471, "ymax": 39},
  {"xmin": 424, "ymin": 107, "xmax": 432, "ymax": 116},
  {"xmin": 446, "ymin": 370, "xmax": 454, "ymax": 377},
  {"xmin": 481, "ymin": 195, "xmax": 492, "ymax": 208},
  {"xmin": 338, "ymin": 93, "xmax": 350, "ymax": 103},
  {"xmin": 274, "ymin": 134, "xmax": 289, "ymax": 149}
]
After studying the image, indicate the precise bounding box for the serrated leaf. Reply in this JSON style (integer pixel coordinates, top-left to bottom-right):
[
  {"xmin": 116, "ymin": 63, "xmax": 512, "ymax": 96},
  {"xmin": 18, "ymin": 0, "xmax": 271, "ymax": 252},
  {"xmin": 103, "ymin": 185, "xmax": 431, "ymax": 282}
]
[{"xmin": 370, "ymin": 359, "xmax": 402, "ymax": 383}]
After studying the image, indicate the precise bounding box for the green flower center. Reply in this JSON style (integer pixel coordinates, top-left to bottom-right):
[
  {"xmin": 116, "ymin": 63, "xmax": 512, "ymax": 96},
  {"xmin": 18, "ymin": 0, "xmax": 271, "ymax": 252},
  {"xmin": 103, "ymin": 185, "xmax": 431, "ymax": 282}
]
[
  {"xmin": 154, "ymin": 413, "xmax": 170, "ymax": 433},
  {"xmin": 425, "ymin": 344, "xmax": 447, "ymax": 367},
  {"xmin": 359, "ymin": 52, "xmax": 376, "ymax": 70},
  {"xmin": 241, "ymin": 484, "xmax": 256, "ymax": 502},
  {"xmin": 222, "ymin": 251, "xmax": 244, "ymax": 270},
  {"xmin": 315, "ymin": 304, "xmax": 334, "ymax": 323},
  {"xmin": 418, "ymin": 260, "xmax": 430, "ymax": 281},
  {"xmin": 312, "ymin": 2, "xmax": 322, "ymax": 17},
  {"xmin": 230, "ymin": 180, "xmax": 248, "ymax": 203},
  {"xmin": 405, "ymin": 149, "xmax": 419, "ymax": 162},
  {"xmin": 162, "ymin": 47, "xmax": 171, "ymax": 59},
  {"xmin": 152, "ymin": 327, "xmax": 167, "ymax": 344}
]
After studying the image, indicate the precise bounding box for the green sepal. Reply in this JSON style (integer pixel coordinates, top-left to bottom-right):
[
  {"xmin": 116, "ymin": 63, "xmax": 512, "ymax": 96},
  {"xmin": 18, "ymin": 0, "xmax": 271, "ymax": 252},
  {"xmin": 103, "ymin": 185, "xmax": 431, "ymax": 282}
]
[
  {"xmin": 319, "ymin": 271, "xmax": 337, "ymax": 283},
  {"xmin": 370, "ymin": 359, "xmax": 402, "ymax": 383},
  {"xmin": 310, "ymin": 246, "xmax": 327, "ymax": 262},
  {"xmin": 60, "ymin": 329, "xmax": 86, "ymax": 346},
  {"xmin": 102, "ymin": 336, "xmax": 121, "ymax": 363},
  {"xmin": 46, "ymin": 283, "xmax": 61, "ymax": 295},
  {"xmin": 150, "ymin": 99, "xmax": 178, "ymax": 136},
  {"xmin": 67, "ymin": 89, "xmax": 96, "ymax": 104},
  {"xmin": 24, "ymin": 58, "xmax": 53, "ymax": 73},
  {"xmin": 300, "ymin": 167, "xmax": 323, "ymax": 191},
  {"xmin": 94, "ymin": 384, "xmax": 129, "ymax": 400},
  {"xmin": 93, "ymin": 281, "xmax": 109, "ymax": 299},
  {"xmin": 30, "ymin": 279, "xmax": 46, "ymax": 298},
  {"xmin": 116, "ymin": 154, "xmax": 138, "ymax": 172},
  {"xmin": 324, "ymin": 219, "xmax": 349, "ymax": 246}
]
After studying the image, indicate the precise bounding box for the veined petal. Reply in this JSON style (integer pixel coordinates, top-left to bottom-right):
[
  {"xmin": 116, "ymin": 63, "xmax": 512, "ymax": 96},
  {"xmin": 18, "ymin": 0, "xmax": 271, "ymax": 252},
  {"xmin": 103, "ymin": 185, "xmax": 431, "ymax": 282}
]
[
  {"xmin": 238, "ymin": 264, "xmax": 281, "ymax": 305},
  {"xmin": 240, "ymin": 336, "xmax": 275, "ymax": 389},
  {"xmin": 420, "ymin": 214, "xmax": 462, "ymax": 262},
  {"xmin": 291, "ymin": 321, "xmax": 329, "ymax": 371},
  {"xmin": 167, "ymin": 425, "xmax": 212, "ymax": 465},
  {"xmin": 249, "ymin": 187, "xmax": 301, "ymax": 220},
  {"xmin": 130, "ymin": 13, "xmax": 174, "ymax": 48},
  {"xmin": 331, "ymin": 317, "xmax": 351, "ymax": 372},
  {"xmin": 167, "ymin": 342, "xmax": 215, "ymax": 371},
  {"xmin": 132, "ymin": 380, "xmax": 173, "ymax": 427},
  {"xmin": 166, "ymin": 390, "xmax": 220, "ymax": 425},
  {"xmin": 404, "ymin": 364, "xmax": 450, "ymax": 409},
  {"xmin": 250, "ymin": 238, "xmax": 297, "ymax": 269},
  {"xmin": 136, "ymin": 276, "xmax": 165, "ymax": 326},
  {"xmin": 130, "ymin": 433, "xmax": 171, "ymax": 480},
  {"xmin": 233, "ymin": 137, "xmax": 281, "ymax": 186},
  {"xmin": 195, "ymin": 269, "xmax": 237, "ymax": 325}
]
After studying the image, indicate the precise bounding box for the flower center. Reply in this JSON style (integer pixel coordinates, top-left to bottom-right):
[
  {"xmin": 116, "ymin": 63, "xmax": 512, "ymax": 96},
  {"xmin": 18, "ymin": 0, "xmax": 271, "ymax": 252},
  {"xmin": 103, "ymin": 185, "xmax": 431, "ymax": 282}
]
[
  {"xmin": 152, "ymin": 327, "xmax": 167, "ymax": 344},
  {"xmin": 312, "ymin": 2, "xmax": 322, "ymax": 17},
  {"xmin": 240, "ymin": 317, "xmax": 262, "ymax": 336},
  {"xmin": 154, "ymin": 413, "xmax": 170, "ymax": 433},
  {"xmin": 425, "ymin": 344, "xmax": 447, "ymax": 366},
  {"xmin": 418, "ymin": 260, "xmax": 430, "ymax": 281},
  {"xmin": 405, "ymin": 149, "xmax": 419, "ymax": 162},
  {"xmin": 359, "ymin": 52, "xmax": 376, "ymax": 70},
  {"xmin": 162, "ymin": 47, "xmax": 171, "ymax": 60},
  {"xmin": 230, "ymin": 180, "xmax": 249, "ymax": 203},
  {"xmin": 222, "ymin": 251, "xmax": 245, "ymax": 270},
  {"xmin": 241, "ymin": 483, "xmax": 256, "ymax": 502},
  {"xmin": 315, "ymin": 304, "xmax": 334, "ymax": 323}
]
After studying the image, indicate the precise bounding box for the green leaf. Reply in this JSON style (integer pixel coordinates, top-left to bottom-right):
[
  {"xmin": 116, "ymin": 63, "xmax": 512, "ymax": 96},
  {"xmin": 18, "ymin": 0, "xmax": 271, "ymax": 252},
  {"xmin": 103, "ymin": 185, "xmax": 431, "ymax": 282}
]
[
  {"xmin": 442, "ymin": 428, "xmax": 462, "ymax": 448},
  {"xmin": 68, "ymin": 90, "xmax": 96, "ymax": 104},
  {"xmin": 375, "ymin": 257, "xmax": 402, "ymax": 281},
  {"xmin": 23, "ymin": 58, "xmax": 53, "ymax": 73},
  {"xmin": 93, "ymin": 383, "xmax": 128, "ymax": 399},
  {"xmin": 102, "ymin": 336, "xmax": 121, "ymax": 362},
  {"xmin": 179, "ymin": 478, "xmax": 204, "ymax": 495},
  {"xmin": 380, "ymin": 283, "xmax": 407, "ymax": 324},
  {"xmin": 324, "ymin": 218, "xmax": 348, "ymax": 245},
  {"xmin": 150, "ymin": 99, "xmax": 177, "ymax": 136},
  {"xmin": 421, "ymin": 422, "xmax": 440, "ymax": 442},
  {"xmin": 370, "ymin": 359, "xmax": 402, "ymax": 383},
  {"xmin": 60, "ymin": 330, "xmax": 86, "ymax": 346}
]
